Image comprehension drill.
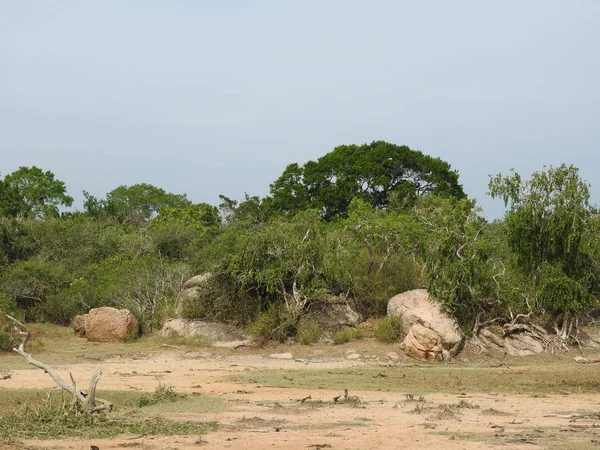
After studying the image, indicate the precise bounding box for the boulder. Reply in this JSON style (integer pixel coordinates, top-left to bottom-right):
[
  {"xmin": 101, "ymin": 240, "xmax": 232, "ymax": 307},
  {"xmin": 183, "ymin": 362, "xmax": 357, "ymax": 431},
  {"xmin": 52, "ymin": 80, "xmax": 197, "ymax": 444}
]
[
  {"xmin": 82, "ymin": 307, "xmax": 139, "ymax": 342},
  {"xmin": 476, "ymin": 323, "xmax": 546, "ymax": 356},
  {"xmin": 183, "ymin": 273, "xmax": 212, "ymax": 290},
  {"xmin": 176, "ymin": 273, "xmax": 212, "ymax": 316},
  {"xmin": 160, "ymin": 318, "xmax": 246, "ymax": 344},
  {"xmin": 388, "ymin": 289, "xmax": 464, "ymax": 360},
  {"xmin": 303, "ymin": 296, "xmax": 362, "ymax": 333},
  {"xmin": 73, "ymin": 314, "xmax": 87, "ymax": 337},
  {"xmin": 404, "ymin": 324, "xmax": 444, "ymax": 361}
]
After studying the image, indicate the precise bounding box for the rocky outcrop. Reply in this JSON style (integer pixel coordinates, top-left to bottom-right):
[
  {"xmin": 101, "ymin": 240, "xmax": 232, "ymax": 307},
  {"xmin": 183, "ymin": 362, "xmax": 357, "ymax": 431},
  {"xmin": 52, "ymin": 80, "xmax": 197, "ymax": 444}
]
[
  {"xmin": 73, "ymin": 307, "xmax": 139, "ymax": 342},
  {"xmin": 404, "ymin": 324, "xmax": 444, "ymax": 361},
  {"xmin": 476, "ymin": 323, "xmax": 547, "ymax": 356},
  {"xmin": 175, "ymin": 273, "xmax": 212, "ymax": 316},
  {"xmin": 303, "ymin": 296, "xmax": 362, "ymax": 333},
  {"xmin": 388, "ymin": 289, "xmax": 464, "ymax": 360},
  {"xmin": 160, "ymin": 318, "xmax": 246, "ymax": 344}
]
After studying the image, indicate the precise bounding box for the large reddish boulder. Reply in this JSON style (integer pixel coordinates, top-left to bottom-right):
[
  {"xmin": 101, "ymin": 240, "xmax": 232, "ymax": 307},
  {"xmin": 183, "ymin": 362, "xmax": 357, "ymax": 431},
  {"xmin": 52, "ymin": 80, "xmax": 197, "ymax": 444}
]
[{"xmin": 74, "ymin": 307, "xmax": 138, "ymax": 342}]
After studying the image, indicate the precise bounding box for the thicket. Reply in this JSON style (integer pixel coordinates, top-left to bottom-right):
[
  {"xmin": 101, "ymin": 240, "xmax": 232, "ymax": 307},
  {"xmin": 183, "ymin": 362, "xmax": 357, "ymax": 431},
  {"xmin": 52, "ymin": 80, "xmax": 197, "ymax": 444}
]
[{"xmin": 1, "ymin": 146, "xmax": 599, "ymax": 343}]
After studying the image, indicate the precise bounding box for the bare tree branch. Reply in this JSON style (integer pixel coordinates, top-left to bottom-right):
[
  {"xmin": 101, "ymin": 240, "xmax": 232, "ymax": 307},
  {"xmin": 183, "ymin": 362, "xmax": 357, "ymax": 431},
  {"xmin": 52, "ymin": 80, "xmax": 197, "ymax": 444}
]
[{"xmin": 0, "ymin": 311, "xmax": 112, "ymax": 413}]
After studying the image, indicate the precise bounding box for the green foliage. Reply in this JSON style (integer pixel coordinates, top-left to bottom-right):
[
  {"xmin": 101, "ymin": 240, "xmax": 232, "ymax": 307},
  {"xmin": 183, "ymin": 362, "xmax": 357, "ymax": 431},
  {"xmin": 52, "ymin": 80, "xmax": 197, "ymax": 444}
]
[
  {"xmin": 489, "ymin": 164, "xmax": 598, "ymax": 319},
  {"xmin": 84, "ymin": 183, "xmax": 191, "ymax": 226},
  {"xmin": 0, "ymin": 166, "xmax": 73, "ymax": 219},
  {"xmin": 0, "ymin": 217, "xmax": 39, "ymax": 266},
  {"xmin": 0, "ymin": 296, "xmax": 19, "ymax": 350},
  {"xmin": 0, "ymin": 258, "xmax": 71, "ymax": 319},
  {"xmin": 149, "ymin": 203, "xmax": 220, "ymax": 259},
  {"xmin": 246, "ymin": 303, "xmax": 296, "ymax": 342},
  {"xmin": 267, "ymin": 141, "xmax": 465, "ymax": 220},
  {"xmin": 373, "ymin": 316, "xmax": 404, "ymax": 343},
  {"xmin": 296, "ymin": 320, "xmax": 323, "ymax": 344},
  {"xmin": 138, "ymin": 384, "xmax": 186, "ymax": 407},
  {"xmin": 415, "ymin": 196, "xmax": 499, "ymax": 328},
  {"xmin": 333, "ymin": 327, "xmax": 363, "ymax": 345},
  {"xmin": 327, "ymin": 198, "xmax": 424, "ymax": 316}
]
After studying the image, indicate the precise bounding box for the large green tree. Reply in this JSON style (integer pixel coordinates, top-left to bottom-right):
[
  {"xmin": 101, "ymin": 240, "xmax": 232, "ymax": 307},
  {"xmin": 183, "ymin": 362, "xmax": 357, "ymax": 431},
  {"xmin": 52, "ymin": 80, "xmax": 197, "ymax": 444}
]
[
  {"xmin": 0, "ymin": 167, "xmax": 73, "ymax": 219},
  {"xmin": 488, "ymin": 164, "xmax": 598, "ymax": 338},
  {"xmin": 84, "ymin": 183, "xmax": 191, "ymax": 226},
  {"xmin": 267, "ymin": 141, "xmax": 465, "ymax": 220}
]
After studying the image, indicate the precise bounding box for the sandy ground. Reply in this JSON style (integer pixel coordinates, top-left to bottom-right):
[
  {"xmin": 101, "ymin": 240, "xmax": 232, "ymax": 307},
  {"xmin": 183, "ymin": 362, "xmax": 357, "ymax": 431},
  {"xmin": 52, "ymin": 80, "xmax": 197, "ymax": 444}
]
[{"xmin": 2, "ymin": 348, "xmax": 600, "ymax": 450}]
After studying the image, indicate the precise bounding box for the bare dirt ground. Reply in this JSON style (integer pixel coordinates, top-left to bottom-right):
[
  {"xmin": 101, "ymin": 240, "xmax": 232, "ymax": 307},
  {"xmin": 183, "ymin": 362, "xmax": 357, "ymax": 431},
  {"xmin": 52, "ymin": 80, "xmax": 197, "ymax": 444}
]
[{"xmin": 2, "ymin": 336, "xmax": 600, "ymax": 450}]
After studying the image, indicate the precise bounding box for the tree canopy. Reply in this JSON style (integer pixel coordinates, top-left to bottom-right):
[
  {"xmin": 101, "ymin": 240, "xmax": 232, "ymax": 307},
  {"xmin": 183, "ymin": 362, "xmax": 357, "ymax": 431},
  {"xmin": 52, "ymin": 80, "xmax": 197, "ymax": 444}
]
[
  {"xmin": 0, "ymin": 167, "xmax": 73, "ymax": 219},
  {"xmin": 84, "ymin": 183, "xmax": 191, "ymax": 226},
  {"xmin": 267, "ymin": 141, "xmax": 465, "ymax": 220},
  {"xmin": 488, "ymin": 164, "xmax": 598, "ymax": 334}
]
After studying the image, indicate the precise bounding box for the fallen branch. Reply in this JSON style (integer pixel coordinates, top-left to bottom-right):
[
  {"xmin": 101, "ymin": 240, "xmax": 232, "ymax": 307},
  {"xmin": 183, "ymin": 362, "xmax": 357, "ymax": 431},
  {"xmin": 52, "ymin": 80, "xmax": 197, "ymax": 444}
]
[
  {"xmin": 544, "ymin": 412, "xmax": 600, "ymax": 421},
  {"xmin": 0, "ymin": 312, "xmax": 112, "ymax": 413}
]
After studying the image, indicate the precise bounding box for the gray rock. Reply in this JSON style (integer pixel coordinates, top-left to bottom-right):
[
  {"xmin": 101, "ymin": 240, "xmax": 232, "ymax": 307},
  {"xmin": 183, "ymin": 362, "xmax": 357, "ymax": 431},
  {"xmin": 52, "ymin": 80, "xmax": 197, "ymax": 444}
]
[{"xmin": 160, "ymin": 318, "xmax": 246, "ymax": 344}]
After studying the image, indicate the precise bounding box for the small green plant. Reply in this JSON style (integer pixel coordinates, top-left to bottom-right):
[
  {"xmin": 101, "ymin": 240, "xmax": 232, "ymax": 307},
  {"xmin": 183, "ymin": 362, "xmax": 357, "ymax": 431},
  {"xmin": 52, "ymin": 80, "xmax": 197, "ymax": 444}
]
[
  {"xmin": 246, "ymin": 304, "xmax": 295, "ymax": 343},
  {"xmin": 373, "ymin": 316, "xmax": 404, "ymax": 342},
  {"xmin": 138, "ymin": 384, "xmax": 186, "ymax": 408},
  {"xmin": 296, "ymin": 320, "xmax": 323, "ymax": 344},
  {"xmin": 333, "ymin": 327, "xmax": 363, "ymax": 345}
]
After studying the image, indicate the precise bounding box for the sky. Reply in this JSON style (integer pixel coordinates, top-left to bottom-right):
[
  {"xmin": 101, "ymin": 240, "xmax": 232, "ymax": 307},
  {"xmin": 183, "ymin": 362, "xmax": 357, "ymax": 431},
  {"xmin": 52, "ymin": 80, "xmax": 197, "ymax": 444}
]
[{"xmin": 1, "ymin": 1, "xmax": 599, "ymax": 219}]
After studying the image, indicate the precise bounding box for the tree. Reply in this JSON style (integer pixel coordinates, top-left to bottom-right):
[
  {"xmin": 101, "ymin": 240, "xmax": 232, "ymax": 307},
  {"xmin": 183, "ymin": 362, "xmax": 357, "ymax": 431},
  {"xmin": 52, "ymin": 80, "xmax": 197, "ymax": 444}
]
[
  {"xmin": 0, "ymin": 167, "xmax": 73, "ymax": 219},
  {"xmin": 488, "ymin": 164, "xmax": 598, "ymax": 338},
  {"xmin": 267, "ymin": 141, "xmax": 465, "ymax": 220},
  {"xmin": 84, "ymin": 183, "xmax": 191, "ymax": 226},
  {"xmin": 414, "ymin": 196, "xmax": 498, "ymax": 328}
]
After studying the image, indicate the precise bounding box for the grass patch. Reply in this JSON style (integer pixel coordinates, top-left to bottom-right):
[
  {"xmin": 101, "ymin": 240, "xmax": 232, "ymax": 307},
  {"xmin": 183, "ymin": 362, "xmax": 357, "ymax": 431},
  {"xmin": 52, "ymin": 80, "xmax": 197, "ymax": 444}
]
[
  {"xmin": 0, "ymin": 389, "xmax": 144, "ymax": 414},
  {"xmin": 296, "ymin": 321, "xmax": 323, "ymax": 344},
  {"xmin": 0, "ymin": 392, "xmax": 217, "ymax": 443},
  {"xmin": 333, "ymin": 327, "xmax": 363, "ymax": 345},
  {"xmin": 229, "ymin": 363, "xmax": 600, "ymax": 395},
  {"xmin": 372, "ymin": 316, "xmax": 404, "ymax": 343},
  {"xmin": 138, "ymin": 383, "xmax": 186, "ymax": 407}
]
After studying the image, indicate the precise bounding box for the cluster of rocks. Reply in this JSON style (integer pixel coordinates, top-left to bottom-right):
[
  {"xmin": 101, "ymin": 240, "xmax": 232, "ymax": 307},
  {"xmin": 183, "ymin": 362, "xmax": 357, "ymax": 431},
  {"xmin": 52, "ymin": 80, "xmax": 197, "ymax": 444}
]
[{"xmin": 71, "ymin": 275, "xmax": 556, "ymax": 361}]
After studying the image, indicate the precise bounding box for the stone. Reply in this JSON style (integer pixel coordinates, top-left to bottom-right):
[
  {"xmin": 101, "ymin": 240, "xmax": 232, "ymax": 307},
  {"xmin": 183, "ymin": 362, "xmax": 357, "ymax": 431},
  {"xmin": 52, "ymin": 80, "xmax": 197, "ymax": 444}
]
[
  {"xmin": 72, "ymin": 314, "xmax": 87, "ymax": 337},
  {"xmin": 476, "ymin": 324, "xmax": 547, "ymax": 356},
  {"xmin": 403, "ymin": 324, "xmax": 444, "ymax": 361},
  {"xmin": 303, "ymin": 296, "xmax": 362, "ymax": 334},
  {"xmin": 388, "ymin": 289, "xmax": 465, "ymax": 360},
  {"xmin": 183, "ymin": 273, "xmax": 212, "ymax": 290},
  {"xmin": 160, "ymin": 318, "xmax": 246, "ymax": 343},
  {"xmin": 175, "ymin": 273, "xmax": 213, "ymax": 316},
  {"xmin": 84, "ymin": 307, "xmax": 139, "ymax": 342},
  {"xmin": 345, "ymin": 353, "xmax": 361, "ymax": 360}
]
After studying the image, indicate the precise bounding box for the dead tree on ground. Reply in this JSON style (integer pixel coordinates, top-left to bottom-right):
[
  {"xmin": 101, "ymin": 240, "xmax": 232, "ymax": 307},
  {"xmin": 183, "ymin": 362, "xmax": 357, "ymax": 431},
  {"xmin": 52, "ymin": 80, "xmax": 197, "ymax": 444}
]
[{"xmin": 0, "ymin": 312, "xmax": 112, "ymax": 413}]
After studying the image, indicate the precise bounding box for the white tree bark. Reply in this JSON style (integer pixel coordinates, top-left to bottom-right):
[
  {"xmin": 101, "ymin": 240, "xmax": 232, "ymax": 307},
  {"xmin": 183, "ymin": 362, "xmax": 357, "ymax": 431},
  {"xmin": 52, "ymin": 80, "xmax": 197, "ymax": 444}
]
[{"xmin": 1, "ymin": 312, "xmax": 112, "ymax": 413}]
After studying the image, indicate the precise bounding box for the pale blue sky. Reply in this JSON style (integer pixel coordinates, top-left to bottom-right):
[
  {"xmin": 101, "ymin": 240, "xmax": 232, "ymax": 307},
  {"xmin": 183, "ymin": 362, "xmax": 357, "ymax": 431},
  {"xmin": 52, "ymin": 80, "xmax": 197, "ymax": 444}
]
[{"xmin": 1, "ymin": 1, "xmax": 599, "ymax": 218}]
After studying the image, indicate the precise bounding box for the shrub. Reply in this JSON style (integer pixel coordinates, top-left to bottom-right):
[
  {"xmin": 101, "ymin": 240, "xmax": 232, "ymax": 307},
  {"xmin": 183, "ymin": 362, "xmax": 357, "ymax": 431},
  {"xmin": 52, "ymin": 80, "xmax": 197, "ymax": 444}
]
[
  {"xmin": 296, "ymin": 320, "xmax": 323, "ymax": 344},
  {"xmin": 138, "ymin": 384, "xmax": 186, "ymax": 408},
  {"xmin": 0, "ymin": 295, "xmax": 20, "ymax": 351},
  {"xmin": 333, "ymin": 327, "xmax": 363, "ymax": 345},
  {"xmin": 373, "ymin": 316, "xmax": 404, "ymax": 343},
  {"xmin": 246, "ymin": 303, "xmax": 295, "ymax": 343}
]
